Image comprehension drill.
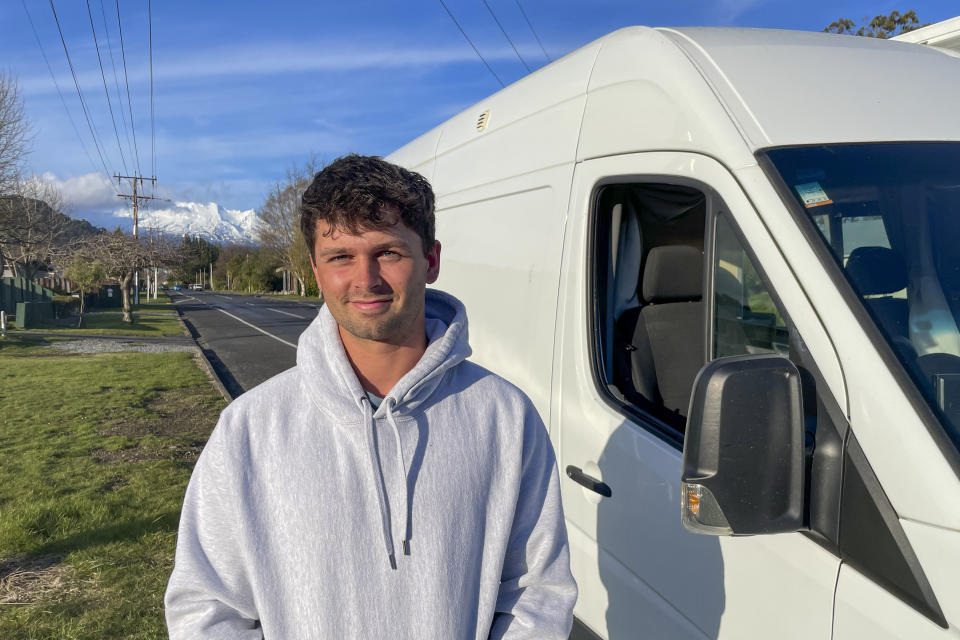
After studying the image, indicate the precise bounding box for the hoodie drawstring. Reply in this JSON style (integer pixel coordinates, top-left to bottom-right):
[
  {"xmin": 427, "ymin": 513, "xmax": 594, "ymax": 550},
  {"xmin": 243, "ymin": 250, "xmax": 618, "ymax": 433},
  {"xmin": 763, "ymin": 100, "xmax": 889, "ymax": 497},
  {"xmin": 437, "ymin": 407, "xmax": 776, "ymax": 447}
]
[
  {"xmin": 385, "ymin": 398, "xmax": 411, "ymax": 557},
  {"xmin": 363, "ymin": 396, "xmax": 398, "ymax": 570}
]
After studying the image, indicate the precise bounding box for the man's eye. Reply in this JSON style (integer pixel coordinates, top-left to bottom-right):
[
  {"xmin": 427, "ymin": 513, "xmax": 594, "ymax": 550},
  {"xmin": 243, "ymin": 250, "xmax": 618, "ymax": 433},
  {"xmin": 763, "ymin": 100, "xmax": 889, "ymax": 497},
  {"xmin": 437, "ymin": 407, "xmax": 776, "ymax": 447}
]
[{"xmin": 329, "ymin": 255, "xmax": 349, "ymax": 262}]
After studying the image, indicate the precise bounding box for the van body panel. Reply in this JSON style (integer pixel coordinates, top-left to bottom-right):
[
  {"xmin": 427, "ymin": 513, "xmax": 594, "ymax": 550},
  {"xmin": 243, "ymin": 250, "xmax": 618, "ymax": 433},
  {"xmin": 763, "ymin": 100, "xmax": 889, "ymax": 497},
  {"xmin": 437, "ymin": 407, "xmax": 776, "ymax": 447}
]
[
  {"xmin": 557, "ymin": 151, "xmax": 839, "ymax": 638},
  {"xmin": 566, "ymin": 523, "xmax": 709, "ymax": 638},
  {"xmin": 386, "ymin": 40, "xmax": 601, "ymax": 191},
  {"xmin": 663, "ymin": 27, "xmax": 960, "ymax": 147},
  {"xmin": 432, "ymin": 165, "xmax": 573, "ymax": 429},
  {"xmin": 433, "ymin": 94, "xmax": 585, "ymax": 198},
  {"xmin": 834, "ymin": 563, "xmax": 959, "ymax": 639},
  {"xmin": 577, "ymin": 28, "xmax": 755, "ymax": 168},
  {"xmin": 903, "ymin": 520, "xmax": 960, "ymax": 629},
  {"xmin": 428, "ymin": 44, "xmax": 600, "ymax": 199},
  {"xmin": 733, "ymin": 164, "xmax": 960, "ymax": 531}
]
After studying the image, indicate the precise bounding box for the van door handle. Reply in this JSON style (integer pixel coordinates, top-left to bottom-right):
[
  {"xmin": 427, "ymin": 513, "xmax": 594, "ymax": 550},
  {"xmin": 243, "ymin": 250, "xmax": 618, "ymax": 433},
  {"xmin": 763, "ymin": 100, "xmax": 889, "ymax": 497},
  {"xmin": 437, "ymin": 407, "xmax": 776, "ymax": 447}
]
[{"xmin": 565, "ymin": 465, "xmax": 612, "ymax": 498}]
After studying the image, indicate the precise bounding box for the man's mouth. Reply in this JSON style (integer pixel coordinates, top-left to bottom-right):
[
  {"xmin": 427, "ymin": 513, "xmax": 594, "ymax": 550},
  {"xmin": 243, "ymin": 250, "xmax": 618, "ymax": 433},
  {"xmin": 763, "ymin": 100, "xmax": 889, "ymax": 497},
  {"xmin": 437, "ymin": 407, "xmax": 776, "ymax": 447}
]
[{"xmin": 349, "ymin": 298, "xmax": 393, "ymax": 311}]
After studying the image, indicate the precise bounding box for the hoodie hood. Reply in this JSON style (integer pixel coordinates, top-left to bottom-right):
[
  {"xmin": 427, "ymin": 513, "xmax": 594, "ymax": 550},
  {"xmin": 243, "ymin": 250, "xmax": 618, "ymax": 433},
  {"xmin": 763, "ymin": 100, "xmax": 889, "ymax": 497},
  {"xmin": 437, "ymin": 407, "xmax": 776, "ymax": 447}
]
[
  {"xmin": 295, "ymin": 288, "xmax": 472, "ymax": 568},
  {"xmin": 297, "ymin": 288, "xmax": 472, "ymax": 420}
]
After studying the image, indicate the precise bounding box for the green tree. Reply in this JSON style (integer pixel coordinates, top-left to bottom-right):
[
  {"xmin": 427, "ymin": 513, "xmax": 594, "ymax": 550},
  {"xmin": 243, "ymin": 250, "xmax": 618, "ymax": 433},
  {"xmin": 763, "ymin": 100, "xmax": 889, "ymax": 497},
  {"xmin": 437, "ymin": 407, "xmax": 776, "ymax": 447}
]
[
  {"xmin": 215, "ymin": 247, "xmax": 280, "ymax": 293},
  {"xmin": 172, "ymin": 235, "xmax": 222, "ymax": 288},
  {"xmin": 63, "ymin": 250, "xmax": 105, "ymax": 327},
  {"xmin": 824, "ymin": 10, "xmax": 928, "ymax": 39}
]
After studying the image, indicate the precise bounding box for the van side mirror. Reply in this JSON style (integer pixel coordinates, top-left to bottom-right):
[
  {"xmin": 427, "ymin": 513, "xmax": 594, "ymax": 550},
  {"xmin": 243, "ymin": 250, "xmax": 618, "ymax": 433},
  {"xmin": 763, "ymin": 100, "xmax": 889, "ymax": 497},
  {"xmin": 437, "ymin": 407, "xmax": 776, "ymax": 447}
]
[{"xmin": 681, "ymin": 354, "xmax": 805, "ymax": 536}]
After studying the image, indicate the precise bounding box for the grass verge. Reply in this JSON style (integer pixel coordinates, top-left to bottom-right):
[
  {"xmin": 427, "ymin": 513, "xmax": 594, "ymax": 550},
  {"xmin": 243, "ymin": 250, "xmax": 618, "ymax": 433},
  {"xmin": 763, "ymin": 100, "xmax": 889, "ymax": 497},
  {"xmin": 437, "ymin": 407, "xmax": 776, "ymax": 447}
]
[
  {"xmin": 0, "ymin": 335, "xmax": 226, "ymax": 639},
  {"xmin": 30, "ymin": 313, "xmax": 186, "ymax": 337},
  {"xmin": 12, "ymin": 294, "xmax": 184, "ymax": 337}
]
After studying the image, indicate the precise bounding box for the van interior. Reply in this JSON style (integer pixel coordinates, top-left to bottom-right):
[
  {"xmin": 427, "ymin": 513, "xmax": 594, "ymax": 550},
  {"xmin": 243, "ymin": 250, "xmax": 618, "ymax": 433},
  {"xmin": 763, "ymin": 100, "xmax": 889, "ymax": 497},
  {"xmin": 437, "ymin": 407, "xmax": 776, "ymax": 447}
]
[
  {"xmin": 766, "ymin": 142, "xmax": 960, "ymax": 447},
  {"xmin": 593, "ymin": 182, "xmax": 790, "ymax": 438}
]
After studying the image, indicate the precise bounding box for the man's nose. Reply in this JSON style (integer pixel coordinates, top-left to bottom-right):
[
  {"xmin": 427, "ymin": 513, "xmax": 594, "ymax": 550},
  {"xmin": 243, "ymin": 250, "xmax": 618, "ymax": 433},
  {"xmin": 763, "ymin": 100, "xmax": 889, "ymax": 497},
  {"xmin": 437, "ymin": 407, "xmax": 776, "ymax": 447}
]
[{"xmin": 355, "ymin": 255, "xmax": 384, "ymax": 290}]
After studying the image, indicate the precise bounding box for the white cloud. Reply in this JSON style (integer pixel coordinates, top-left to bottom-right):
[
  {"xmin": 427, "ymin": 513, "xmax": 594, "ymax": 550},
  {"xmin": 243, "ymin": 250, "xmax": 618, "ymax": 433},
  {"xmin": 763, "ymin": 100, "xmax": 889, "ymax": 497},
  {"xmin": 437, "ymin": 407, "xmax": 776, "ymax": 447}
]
[
  {"xmin": 39, "ymin": 171, "xmax": 119, "ymax": 211},
  {"xmin": 20, "ymin": 41, "xmax": 520, "ymax": 96}
]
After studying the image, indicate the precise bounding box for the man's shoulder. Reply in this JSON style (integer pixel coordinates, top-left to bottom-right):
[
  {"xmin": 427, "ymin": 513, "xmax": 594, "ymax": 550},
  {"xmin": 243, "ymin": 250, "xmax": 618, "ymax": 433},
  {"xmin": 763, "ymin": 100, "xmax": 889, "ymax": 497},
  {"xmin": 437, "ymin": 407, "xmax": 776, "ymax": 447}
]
[
  {"xmin": 221, "ymin": 366, "xmax": 305, "ymax": 420},
  {"xmin": 446, "ymin": 360, "xmax": 533, "ymax": 411}
]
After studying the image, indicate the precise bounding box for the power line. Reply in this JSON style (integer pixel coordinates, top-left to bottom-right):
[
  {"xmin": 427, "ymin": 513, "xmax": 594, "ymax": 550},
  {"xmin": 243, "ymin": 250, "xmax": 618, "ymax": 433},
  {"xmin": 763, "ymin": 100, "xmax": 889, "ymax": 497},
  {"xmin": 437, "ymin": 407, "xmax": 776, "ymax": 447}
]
[
  {"xmin": 85, "ymin": 0, "xmax": 129, "ymax": 175},
  {"xmin": 20, "ymin": 0, "xmax": 103, "ymax": 183},
  {"xmin": 48, "ymin": 0, "xmax": 115, "ymax": 183},
  {"xmin": 438, "ymin": 0, "xmax": 504, "ymax": 88},
  {"xmin": 99, "ymin": 0, "xmax": 136, "ymax": 170},
  {"xmin": 149, "ymin": 0, "xmax": 156, "ymax": 189},
  {"xmin": 514, "ymin": 0, "xmax": 551, "ymax": 62},
  {"xmin": 115, "ymin": 0, "xmax": 142, "ymax": 177},
  {"xmin": 481, "ymin": 0, "xmax": 531, "ymax": 73}
]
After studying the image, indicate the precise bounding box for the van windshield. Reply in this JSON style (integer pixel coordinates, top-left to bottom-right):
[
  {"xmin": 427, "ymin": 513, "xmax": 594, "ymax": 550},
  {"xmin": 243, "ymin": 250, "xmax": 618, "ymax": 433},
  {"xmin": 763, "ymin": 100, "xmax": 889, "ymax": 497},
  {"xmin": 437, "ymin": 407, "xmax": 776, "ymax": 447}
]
[{"xmin": 763, "ymin": 143, "xmax": 960, "ymax": 451}]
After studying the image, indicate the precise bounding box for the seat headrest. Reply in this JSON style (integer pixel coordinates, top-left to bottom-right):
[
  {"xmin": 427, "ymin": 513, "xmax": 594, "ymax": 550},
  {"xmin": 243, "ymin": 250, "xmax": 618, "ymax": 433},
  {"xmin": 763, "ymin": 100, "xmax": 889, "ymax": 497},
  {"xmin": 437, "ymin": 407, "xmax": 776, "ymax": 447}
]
[
  {"xmin": 845, "ymin": 246, "xmax": 908, "ymax": 296},
  {"xmin": 642, "ymin": 245, "xmax": 703, "ymax": 303}
]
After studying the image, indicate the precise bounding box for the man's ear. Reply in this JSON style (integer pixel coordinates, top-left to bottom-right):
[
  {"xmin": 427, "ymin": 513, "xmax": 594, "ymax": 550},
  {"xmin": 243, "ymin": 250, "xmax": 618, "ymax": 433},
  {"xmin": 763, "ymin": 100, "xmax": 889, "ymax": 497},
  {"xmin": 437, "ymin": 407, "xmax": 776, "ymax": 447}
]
[{"xmin": 425, "ymin": 241, "xmax": 441, "ymax": 285}]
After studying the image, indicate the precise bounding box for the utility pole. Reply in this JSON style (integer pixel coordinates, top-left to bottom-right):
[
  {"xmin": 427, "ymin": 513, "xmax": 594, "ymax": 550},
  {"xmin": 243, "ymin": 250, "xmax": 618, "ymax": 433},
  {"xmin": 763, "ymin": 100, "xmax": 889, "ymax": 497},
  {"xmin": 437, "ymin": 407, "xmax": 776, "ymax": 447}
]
[{"xmin": 115, "ymin": 175, "xmax": 159, "ymax": 305}]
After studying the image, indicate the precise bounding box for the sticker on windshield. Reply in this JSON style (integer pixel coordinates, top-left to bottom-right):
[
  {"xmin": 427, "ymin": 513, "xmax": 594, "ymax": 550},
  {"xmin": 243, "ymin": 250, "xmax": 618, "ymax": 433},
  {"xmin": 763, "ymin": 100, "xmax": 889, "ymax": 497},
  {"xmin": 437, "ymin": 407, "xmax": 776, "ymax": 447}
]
[{"xmin": 794, "ymin": 182, "xmax": 833, "ymax": 208}]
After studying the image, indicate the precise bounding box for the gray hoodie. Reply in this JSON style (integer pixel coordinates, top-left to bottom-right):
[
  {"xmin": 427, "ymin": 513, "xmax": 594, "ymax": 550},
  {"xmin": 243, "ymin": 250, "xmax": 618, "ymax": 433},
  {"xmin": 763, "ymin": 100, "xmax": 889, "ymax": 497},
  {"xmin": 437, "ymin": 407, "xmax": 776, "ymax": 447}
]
[{"xmin": 165, "ymin": 289, "xmax": 577, "ymax": 639}]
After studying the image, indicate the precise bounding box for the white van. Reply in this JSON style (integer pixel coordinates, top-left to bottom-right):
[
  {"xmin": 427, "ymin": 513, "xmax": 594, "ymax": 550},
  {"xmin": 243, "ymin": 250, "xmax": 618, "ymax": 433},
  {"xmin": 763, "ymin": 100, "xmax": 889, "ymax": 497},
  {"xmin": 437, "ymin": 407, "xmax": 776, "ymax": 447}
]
[{"xmin": 387, "ymin": 27, "xmax": 960, "ymax": 639}]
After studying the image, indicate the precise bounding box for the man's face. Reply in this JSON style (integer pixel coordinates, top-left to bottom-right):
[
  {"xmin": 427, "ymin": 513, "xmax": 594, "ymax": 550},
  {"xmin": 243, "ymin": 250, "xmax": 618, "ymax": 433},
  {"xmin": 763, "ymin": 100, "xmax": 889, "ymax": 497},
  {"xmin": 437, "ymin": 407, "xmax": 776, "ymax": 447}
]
[{"xmin": 310, "ymin": 209, "xmax": 440, "ymax": 346}]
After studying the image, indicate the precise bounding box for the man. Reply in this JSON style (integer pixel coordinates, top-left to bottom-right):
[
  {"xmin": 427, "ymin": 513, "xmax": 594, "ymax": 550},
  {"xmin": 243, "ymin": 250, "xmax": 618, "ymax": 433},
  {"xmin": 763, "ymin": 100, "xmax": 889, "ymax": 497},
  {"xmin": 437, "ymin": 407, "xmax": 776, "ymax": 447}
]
[{"xmin": 165, "ymin": 154, "xmax": 577, "ymax": 639}]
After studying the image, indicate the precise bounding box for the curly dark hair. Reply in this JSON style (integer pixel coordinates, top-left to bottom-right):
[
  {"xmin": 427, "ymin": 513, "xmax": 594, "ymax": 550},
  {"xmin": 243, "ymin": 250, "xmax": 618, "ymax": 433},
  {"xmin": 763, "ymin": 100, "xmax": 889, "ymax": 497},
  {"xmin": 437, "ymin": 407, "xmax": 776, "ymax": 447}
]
[{"xmin": 300, "ymin": 154, "xmax": 435, "ymax": 258}]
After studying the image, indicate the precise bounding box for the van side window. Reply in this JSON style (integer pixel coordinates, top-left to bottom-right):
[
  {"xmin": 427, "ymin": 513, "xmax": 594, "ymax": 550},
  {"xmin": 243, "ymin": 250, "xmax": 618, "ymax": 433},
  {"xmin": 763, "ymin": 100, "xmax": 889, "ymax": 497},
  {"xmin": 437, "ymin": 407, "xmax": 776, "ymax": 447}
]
[
  {"xmin": 713, "ymin": 212, "xmax": 789, "ymax": 358},
  {"xmin": 594, "ymin": 183, "xmax": 707, "ymax": 436}
]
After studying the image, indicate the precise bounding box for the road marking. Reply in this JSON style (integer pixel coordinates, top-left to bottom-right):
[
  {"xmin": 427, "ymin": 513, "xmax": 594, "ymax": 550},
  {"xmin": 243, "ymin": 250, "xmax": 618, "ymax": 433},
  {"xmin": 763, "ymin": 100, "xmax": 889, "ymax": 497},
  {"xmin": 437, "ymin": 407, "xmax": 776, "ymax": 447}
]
[
  {"xmin": 267, "ymin": 307, "xmax": 307, "ymax": 319},
  {"xmin": 216, "ymin": 308, "xmax": 297, "ymax": 349},
  {"xmin": 217, "ymin": 295, "xmax": 231, "ymax": 301}
]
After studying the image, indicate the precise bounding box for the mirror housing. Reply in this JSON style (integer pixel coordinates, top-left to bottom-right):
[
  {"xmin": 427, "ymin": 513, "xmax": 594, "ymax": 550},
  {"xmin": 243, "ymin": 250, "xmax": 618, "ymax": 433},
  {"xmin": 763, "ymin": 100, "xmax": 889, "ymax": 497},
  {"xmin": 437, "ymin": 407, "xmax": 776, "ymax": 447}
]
[{"xmin": 681, "ymin": 354, "xmax": 805, "ymax": 535}]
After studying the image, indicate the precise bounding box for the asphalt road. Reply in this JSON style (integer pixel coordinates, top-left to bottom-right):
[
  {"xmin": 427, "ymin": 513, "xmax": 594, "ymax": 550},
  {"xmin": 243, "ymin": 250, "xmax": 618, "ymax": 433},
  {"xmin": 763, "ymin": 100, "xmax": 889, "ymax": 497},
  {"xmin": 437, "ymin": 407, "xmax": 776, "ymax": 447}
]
[{"xmin": 171, "ymin": 290, "xmax": 320, "ymax": 397}]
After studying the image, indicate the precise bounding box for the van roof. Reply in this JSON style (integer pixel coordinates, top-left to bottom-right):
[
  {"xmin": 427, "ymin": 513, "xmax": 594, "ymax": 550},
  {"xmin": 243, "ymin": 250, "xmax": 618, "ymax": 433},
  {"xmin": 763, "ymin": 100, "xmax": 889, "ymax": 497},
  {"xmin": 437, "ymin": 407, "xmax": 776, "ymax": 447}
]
[{"xmin": 388, "ymin": 26, "xmax": 960, "ymax": 180}]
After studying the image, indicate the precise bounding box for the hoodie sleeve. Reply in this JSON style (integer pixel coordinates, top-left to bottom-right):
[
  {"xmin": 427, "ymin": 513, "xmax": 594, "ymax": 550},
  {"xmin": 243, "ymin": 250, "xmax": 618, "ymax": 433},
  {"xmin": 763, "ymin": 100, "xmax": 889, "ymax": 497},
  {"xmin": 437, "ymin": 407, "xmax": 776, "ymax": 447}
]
[
  {"xmin": 165, "ymin": 413, "xmax": 263, "ymax": 639},
  {"xmin": 490, "ymin": 400, "xmax": 578, "ymax": 639}
]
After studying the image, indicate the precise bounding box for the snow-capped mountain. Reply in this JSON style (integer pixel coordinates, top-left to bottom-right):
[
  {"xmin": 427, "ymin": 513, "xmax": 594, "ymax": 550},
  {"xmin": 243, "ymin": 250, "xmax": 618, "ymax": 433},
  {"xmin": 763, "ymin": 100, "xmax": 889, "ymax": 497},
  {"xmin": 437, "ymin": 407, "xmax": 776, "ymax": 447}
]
[{"xmin": 137, "ymin": 201, "xmax": 263, "ymax": 245}]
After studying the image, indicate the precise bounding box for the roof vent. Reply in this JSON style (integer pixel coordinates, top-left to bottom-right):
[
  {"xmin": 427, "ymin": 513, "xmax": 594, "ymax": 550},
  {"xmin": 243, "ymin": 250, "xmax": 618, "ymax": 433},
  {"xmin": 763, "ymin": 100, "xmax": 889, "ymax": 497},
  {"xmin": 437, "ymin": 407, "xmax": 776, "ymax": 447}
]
[{"xmin": 476, "ymin": 110, "xmax": 490, "ymax": 133}]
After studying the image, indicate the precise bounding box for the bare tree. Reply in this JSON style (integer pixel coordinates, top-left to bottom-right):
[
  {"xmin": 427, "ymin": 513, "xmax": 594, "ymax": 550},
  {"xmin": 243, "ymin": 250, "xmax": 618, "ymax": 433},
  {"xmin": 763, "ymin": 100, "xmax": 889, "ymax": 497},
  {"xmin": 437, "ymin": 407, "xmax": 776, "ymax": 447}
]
[
  {"xmin": 0, "ymin": 177, "xmax": 71, "ymax": 280},
  {"xmin": 0, "ymin": 72, "xmax": 32, "ymax": 275},
  {"xmin": 258, "ymin": 157, "xmax": 323, "ymax": 296},
  {"xmin": 88, "ymin": 230, "xmax": 173, "ymax": 323},
  {"xmin": 0, "ymin": 72, "xmax": 30, "ymax": 196}
]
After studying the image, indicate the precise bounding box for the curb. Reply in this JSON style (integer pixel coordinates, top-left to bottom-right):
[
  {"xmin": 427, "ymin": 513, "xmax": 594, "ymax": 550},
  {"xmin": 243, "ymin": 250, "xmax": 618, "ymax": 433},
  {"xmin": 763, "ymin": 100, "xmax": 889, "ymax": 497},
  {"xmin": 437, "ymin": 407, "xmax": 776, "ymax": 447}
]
[{"xmin": 174, "ymin": 310, "xmax": 236, "ymax": 403}]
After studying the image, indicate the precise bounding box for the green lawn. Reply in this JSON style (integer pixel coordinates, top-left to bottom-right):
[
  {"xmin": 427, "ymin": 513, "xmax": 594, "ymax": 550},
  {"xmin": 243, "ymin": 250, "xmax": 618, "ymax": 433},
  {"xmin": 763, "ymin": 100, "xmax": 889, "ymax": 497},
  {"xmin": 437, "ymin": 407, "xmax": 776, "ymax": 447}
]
[
  {"xmin": 0, "ymin": 336, "xmax": 226, "ymax": 639},
  {"xmin": 11, "ymin": 295, "xmax": 185, "ymax": 337},
  {"xmin": 26, "ymin": 313, "xmax": 186, "ymax": 337}
]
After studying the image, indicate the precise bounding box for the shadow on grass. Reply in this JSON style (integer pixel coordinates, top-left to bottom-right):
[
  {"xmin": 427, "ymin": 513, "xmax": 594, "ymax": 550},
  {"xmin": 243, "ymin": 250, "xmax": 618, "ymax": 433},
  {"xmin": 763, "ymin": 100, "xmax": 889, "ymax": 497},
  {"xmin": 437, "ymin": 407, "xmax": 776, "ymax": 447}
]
[
  {"xmin": 0, "ymin": 335, "xmax": 55, "ymax": 353},
  {"xmin": 26, "ymin": 314, "xmax": 184, "ymax": 337},
  {"xmin": 34, "ymin": 511, "xmax": 180, "ymax": 557}
]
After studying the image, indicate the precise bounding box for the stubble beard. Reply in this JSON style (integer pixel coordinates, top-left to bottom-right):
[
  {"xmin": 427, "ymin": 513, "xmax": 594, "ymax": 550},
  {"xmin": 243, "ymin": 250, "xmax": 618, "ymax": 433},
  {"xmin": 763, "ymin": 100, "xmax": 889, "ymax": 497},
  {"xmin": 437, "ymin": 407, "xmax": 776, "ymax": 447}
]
[{"xmin": 334, "ymin": 296, "xmax": 422, "ymax": 343}]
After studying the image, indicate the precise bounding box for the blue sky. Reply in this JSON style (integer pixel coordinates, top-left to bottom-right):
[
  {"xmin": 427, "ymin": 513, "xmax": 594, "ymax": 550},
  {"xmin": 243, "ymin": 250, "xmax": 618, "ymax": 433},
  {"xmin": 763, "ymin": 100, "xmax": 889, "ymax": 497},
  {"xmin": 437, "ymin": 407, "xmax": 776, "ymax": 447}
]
[{"xmin": 2, "ymin": 0, "xmax": 958, "ymax": 229}]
